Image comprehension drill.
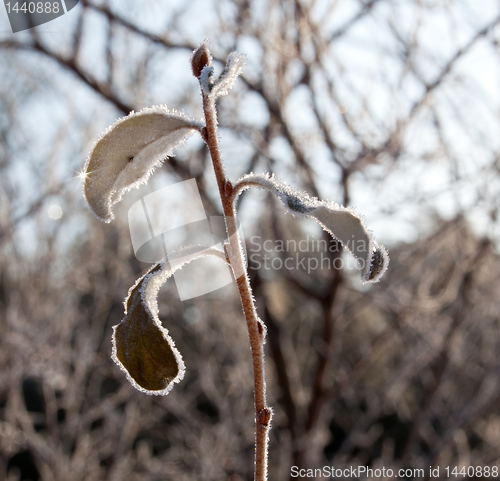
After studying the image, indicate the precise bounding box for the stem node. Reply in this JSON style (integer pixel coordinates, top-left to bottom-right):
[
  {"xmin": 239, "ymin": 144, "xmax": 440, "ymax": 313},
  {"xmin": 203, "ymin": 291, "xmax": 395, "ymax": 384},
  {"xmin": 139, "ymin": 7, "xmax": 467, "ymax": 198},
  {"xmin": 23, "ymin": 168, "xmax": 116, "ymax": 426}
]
[{"xmin": 258, "ymin": 408, "xmax": 273, "ymax": 428}]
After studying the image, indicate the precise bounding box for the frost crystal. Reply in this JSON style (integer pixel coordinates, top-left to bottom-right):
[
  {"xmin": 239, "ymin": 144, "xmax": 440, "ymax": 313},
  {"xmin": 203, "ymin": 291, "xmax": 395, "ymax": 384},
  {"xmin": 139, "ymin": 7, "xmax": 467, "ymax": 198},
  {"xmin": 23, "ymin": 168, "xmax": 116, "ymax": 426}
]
[
  {"xmin": 210, "ymin": 52, "xmax": 247, "ymax": 99},
  {"xmin": 200, "ymin": 66, "xmax": 215, "ymax": 95},
  {"xmin": 83, "ymin": 107, "xmax": 203, "ymax": 223},
  {"xmin": 233, "ymin": 173, "xmax": 389, "ymax": 283},
  {"xmin": 112, "ymin": 245, "xmax": 227, "ymax": 396}
]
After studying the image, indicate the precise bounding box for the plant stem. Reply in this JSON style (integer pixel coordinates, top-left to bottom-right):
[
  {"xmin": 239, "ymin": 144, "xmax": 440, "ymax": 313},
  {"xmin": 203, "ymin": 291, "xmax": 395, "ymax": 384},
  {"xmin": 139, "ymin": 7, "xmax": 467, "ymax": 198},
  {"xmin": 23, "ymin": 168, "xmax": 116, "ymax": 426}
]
[{"xmin": 201, "ymin": 91, "xmax": 271, "ymax": 481}]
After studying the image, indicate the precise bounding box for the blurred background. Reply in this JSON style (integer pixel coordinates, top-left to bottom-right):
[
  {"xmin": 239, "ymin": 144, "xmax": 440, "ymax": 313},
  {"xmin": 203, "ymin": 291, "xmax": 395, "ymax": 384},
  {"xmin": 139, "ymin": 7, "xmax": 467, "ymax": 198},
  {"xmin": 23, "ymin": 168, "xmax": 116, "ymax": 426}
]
[{"xmin": 1, "ymin": 0, "xmax": 500, "ymax": 479}]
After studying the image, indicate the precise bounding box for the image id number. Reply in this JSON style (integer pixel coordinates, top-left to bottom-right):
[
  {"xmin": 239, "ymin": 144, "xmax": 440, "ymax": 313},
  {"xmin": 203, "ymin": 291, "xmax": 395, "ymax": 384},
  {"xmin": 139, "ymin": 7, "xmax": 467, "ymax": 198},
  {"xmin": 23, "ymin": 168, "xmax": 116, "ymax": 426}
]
[{"xmin": 6, "ymin": 2, "xmax": 60, "ymax": 14}]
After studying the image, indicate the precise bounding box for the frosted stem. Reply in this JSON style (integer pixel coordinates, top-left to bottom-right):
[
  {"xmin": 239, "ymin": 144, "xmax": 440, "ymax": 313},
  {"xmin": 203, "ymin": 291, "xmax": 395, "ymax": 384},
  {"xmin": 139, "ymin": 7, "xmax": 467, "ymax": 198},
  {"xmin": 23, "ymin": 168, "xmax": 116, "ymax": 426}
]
[{"xmin": 201, "ymin": 88, "xmax": 271, "ymax": 481}]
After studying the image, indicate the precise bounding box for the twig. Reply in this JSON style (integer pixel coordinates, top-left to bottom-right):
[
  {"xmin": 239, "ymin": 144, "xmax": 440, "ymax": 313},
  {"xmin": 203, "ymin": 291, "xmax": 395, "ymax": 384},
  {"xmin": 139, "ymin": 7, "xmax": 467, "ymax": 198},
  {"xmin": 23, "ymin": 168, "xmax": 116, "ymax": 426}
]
[
  {"xmin": 199, "ymin": 78, "xmax": 271, "ymax": 481},
  {"xmin": 251, "ymin": 269, "xmax": 299, "ymax": 444},
  {"xmin": 0, "ymin": 39, "xmax": 131, "ymax": 115}
]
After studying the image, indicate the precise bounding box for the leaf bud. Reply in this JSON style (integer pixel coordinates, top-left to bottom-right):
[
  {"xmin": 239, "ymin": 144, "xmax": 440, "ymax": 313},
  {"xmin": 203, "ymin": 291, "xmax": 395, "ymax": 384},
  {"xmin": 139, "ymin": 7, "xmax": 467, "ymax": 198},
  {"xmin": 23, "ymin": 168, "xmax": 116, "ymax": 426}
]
[{"xmin": 191, "ymin": 40, "xmax": 212, "ymax": 78}]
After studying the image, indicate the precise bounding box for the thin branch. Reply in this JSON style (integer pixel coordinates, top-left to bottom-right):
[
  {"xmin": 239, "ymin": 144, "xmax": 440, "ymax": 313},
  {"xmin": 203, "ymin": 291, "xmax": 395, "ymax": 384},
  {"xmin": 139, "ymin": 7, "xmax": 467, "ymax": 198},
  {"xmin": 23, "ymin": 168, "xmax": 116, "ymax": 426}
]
[
  {"xmin": 295, "ymin": 259, "xmax": 343, "ymax": 467},
  {"xmin": 403, "ymin": 13, "xmax": 500, "ymax": 118},
  {"xmin": 0, "ymin": 39, "xmax": 132, "ymax": 114},
  {"xmin": 329, "ymin": 0, "xmax": 379, "ymax": 42},
  {"xmin": 198, "ymin": 73, "xmax": 271, "ymax": 480},
  {"xmin": 251, "ymin": 270, "xmax": 299, "ymax": 445},
  {"xmin": 79, "ymin": 0, "xmax": 193, "ymax": 52}
]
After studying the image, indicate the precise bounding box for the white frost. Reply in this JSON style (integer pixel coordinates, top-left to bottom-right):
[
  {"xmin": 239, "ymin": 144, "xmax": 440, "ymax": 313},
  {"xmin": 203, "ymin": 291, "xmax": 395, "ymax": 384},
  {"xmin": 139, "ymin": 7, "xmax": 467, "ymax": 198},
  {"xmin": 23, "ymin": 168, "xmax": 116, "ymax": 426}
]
[
  {"xmin": 111, "ymin": 245, "xmax": 228, "ymax": 396},
  {"xmin": 83, "ymin": 106, "xmax": 203, "ymax": 223},
  {"xmin": 233, "ymin": 173, "xmax": 389, "ymax": 283},
  {"xmin": 210, "ymin": 52, "xmax": 247, "ymax": 99}
]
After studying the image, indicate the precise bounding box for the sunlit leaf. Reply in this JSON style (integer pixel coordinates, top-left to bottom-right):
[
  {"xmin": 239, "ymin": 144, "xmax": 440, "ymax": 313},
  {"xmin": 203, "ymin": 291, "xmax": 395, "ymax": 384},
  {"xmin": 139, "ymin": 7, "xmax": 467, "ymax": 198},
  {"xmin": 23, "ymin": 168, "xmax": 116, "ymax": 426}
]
[
  {"xmin": 112, "ymin": 245, "xmax": 227, "ymax": 395},
  {"xmin": 83, "ymin": 107, "xmax": 203, "ymax": 223},
  {"xmin": 233, "ymin": 173, "xmax": 389, "ymax": 283}
]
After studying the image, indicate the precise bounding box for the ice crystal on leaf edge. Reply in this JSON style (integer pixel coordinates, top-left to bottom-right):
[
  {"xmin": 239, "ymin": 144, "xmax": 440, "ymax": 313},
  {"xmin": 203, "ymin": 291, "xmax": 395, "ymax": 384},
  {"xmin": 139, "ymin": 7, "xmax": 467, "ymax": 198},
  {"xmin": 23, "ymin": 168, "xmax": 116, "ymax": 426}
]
[
  {"xmin": 83, "ymin": 106, "xmax": 203, "ymax": 223},
  {"xmin": 112, "ymin": 245, "xmax": 228, "ymax": 396}
]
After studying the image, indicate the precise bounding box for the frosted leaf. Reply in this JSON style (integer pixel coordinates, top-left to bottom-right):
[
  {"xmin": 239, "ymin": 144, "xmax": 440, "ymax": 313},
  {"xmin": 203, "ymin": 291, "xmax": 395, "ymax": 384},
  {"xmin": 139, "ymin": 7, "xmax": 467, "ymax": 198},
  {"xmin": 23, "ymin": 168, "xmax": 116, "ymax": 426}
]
[
  {"xmin": 366, "ymin": 245, "xmax": 389, "ymax": 282},
  {"xmin": 112, "ymin": 245, "xmax": 227, "ymax": 395},
  {"xmin": 83, "ymin": 107, "xmax": 203, "ymax": 223},
  {"xmin": 210, "ymin": 52, "xmax": 247, "ymax": 99},
  {"xmin": 233, "ymin": 173, "xmax": 389, "ymax": 283}
]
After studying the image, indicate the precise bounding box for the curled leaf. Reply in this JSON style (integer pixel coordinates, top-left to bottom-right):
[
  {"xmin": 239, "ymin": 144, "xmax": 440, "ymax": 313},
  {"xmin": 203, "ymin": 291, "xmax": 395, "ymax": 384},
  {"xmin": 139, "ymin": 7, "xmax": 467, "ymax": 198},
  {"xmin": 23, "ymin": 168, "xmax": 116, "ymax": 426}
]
[
  {"xmin": 112, "ymin": 245, "xmax": 228, "ymax": 395},
  {"xmin": 210, "ymin": 52, "xmax": 247, "ymax": 99},
  {"xmin": 200, "ymin": 52, "xmax": 247, "ymax": 99},
  {"xmin": 83, "ymin": 107, "xmax": 203, "ymax": 223},
  {"xmin": 232, "ymin": 173, "xmax": 389, "ymax": 283}
]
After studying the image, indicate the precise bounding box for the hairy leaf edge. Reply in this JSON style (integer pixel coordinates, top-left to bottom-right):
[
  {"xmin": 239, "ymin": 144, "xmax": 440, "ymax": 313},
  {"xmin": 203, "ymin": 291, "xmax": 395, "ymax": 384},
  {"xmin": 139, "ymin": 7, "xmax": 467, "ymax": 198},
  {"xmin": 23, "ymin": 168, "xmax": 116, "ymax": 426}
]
[
  {"xmin": 232, "ymin": 173, "xmax": 389, "ymax": 283},
  {"xmin": 83, "ymin": 106, "xmax": 204, "ymax": 223}
]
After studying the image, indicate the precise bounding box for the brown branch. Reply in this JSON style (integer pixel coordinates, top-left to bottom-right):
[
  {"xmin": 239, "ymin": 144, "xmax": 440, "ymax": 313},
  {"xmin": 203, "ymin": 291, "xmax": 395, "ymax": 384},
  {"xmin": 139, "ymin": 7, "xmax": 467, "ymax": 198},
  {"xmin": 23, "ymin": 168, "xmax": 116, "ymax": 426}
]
[
  {"xmin": 198, "ymin": 65, "xmax": 271, "ymax": 478},
  {"xmin": 0, "ymin": 39, "xmax": 132, "ymax": 114},
  {"xmin": 329, "ymin": 0, "xmax": 379, "ymax": 42},
  {"xmin": 79, "ymin": 0, "xmax": 194, "ymax": 52},
  {"xmin": 294, "ymin": 261, "xmax": 343, "ymax": 467},
  {"xmin": 251, "ymin": 270, "xmax": 299, "ymax": 444}
]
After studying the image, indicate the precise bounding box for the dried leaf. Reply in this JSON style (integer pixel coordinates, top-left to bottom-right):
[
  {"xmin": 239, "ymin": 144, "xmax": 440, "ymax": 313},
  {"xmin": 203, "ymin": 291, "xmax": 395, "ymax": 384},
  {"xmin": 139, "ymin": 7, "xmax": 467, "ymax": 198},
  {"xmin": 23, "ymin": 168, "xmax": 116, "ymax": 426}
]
[
  {"xmin": 112, "ymin": 245, "xmax": 227, "ymax": 395},
  {"xmin": 233, "ymin": 173, "xmax": 389, "ymax": 282},
  {"xmin": 83, "ymin": 107, "xmax": 203, "ymax": 223}
]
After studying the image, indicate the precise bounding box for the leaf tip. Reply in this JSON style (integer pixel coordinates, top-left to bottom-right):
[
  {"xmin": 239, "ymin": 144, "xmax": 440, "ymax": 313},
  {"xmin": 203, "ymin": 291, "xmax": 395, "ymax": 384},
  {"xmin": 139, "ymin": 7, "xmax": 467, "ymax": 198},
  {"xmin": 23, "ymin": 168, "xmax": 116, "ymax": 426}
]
[
  {"xmin": 364, "ymin": 245, "xmax": 390, "ymax": 283},
  {"xmin": 82, "ymin": 107, "xmax": 202, "ymax": 223}
]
